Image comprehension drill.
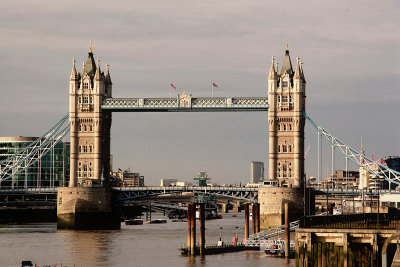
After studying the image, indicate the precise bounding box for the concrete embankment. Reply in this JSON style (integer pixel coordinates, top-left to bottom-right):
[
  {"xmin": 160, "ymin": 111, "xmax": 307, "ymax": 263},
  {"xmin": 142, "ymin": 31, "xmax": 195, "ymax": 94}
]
[{"xmin": 0, "ymin": 206, "xmax": 56, "ymax": 224}]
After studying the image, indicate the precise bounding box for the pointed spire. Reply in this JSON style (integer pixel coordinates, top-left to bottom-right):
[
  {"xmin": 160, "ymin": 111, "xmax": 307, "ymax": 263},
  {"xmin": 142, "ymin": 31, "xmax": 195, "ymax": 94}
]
[
  {"xmin": 286, "ymin": 38, "xmax": 289, "ymax": 51},
  {"xmin": 70, "ymin": 57, "xmax": 77, "ymax": 80},
  {"xmin": 105, "ymin": 63, "xmax": 112, "ymax": 83},
  {"xmin": 83, "ymin": 48, "xmax": 97, "ymax": 78},
  {"xmin": 94, "ymin": 58, "xmax": 101, "ymax": 80},
  {"xmin": 280, "ymin": 41, "xmax": 294, "ymax": 77},
  {"xmin": 268, "ymin": 55, "xmax": 277, "ymax": 80},
  {"xmin": 89, "ymin": 40, "xmax": 93, "ymax": 53},
  {"xmin": 300, "ymin": 59, "xmax": 306, "ymax": 81},
  {"xmin": 294, "ymin": 55, "xmax": 301, "ymax": 79}
]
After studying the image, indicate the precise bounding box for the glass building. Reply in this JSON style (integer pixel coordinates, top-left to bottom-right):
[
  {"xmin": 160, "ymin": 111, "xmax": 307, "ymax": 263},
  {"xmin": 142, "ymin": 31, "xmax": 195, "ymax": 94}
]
[{"xmin": 0, "ymin": 137, "xmax": 70, "ymax": 189}]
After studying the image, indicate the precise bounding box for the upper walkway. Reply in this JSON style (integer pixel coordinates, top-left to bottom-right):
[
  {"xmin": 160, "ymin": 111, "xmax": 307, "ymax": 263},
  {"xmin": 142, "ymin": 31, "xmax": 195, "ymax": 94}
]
[{"xmin": 101, "ymin": 97, "xmax": 269, "ymax": 112}]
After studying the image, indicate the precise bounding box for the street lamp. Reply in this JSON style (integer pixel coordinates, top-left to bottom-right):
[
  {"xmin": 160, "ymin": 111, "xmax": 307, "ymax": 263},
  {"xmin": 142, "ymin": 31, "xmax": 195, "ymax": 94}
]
[
  {"xmin": 309, "ymin": 177, "xmax": 316, "ymax": 216},
  {"xmin": 219, "ymin": 227, "xmax": 223, "ymax": 241},
  {"xmin": 341, "ymin": 182, "xmax": 346, "ymax": 214},
  {"xmin": 326, "ymin": 178, "xmax": 332, "ymax": 215}
]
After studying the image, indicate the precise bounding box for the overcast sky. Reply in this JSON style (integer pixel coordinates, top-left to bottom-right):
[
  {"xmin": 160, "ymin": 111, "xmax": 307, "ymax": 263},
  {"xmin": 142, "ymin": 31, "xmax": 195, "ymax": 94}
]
[{"xmin": 0, "ymin": 0, "xmax": 399, "ymax": 185}]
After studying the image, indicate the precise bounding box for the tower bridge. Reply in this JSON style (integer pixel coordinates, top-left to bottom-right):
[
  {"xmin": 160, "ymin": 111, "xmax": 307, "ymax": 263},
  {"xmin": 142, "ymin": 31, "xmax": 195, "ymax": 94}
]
[{"xmin": 3, "ymin": 42, "xmax": 398, "ymax": 230}]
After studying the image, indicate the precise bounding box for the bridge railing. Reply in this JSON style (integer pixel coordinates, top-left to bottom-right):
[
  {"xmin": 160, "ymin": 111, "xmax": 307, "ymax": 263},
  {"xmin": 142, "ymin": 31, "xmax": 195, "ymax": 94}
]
[{"xmin": 301, "ymin": 213, "xmax": 400, "ymax": 230}]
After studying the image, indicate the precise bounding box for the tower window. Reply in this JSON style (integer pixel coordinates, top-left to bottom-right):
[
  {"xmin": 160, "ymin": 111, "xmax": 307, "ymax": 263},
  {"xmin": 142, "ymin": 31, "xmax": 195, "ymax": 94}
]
[
  {"xmin": 283, "ymin": 124, "xmax": 287, "ymax": 131},
  {"xmin": 277, "ymin": 145, "xmax": 280, "ymax": 153},
  {"xmin": 289, "ymin": 146, "xmax": 292, "ymax": 153},
  {"xmin": 282, "ymin": 96, "xmax": 288, "ymax": 102},
  {"xmin": 83, "ymin": 82, "xmax": 89, "ymax": 89},
  {"xmin": 289, "ymin": 124, "xmax": 292, "ymax": 131},
  {"xmin": 282, "ymin": 145, "xmax": 287, "ymax": 153},
  {"xmin": 282, "ymin": 81, "xmax": 288, "ymax": 87},
  {"xmin": 278, "ymin": 124, "xmax": 281, "ymax": 131}
]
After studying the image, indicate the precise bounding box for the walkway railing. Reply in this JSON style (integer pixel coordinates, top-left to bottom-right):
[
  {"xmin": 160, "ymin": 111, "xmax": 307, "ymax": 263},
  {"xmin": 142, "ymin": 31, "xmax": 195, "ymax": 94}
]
[{"xmin": 245, "ymin": 220, "xmax": 299, "ymax": 246}]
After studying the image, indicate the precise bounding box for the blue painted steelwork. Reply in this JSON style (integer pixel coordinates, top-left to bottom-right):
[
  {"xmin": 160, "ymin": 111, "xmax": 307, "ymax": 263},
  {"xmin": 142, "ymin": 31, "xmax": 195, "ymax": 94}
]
[
  {"xmin": 304, "ymin": 111, "xmax": 400, "ymax": 185},
  {"xmin": 101, "ymin": 97, "xmax": 269, "ymax": 112}
]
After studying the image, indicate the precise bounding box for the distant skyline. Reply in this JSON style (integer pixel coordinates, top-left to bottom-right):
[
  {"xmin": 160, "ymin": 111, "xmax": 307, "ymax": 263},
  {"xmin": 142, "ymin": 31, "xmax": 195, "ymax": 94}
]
[{"xmin": 0, "ymin": 1, "xmax": 399, "ymax": 185}]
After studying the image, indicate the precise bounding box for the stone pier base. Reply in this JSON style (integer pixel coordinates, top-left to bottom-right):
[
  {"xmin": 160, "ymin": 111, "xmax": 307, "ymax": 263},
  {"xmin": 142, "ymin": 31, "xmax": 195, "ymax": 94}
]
[
  {"xmin": 259, "ymin": 187, "xmax": 314, "ymax": 230},
  {"xmin": 57, "ymin": 187, "xmax": 120, "ymax": 230}
]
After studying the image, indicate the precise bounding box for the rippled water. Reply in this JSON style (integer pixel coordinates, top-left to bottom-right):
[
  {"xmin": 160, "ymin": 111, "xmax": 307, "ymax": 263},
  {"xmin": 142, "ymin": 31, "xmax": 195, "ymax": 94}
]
[{"xmin": 0, "ymin": 212, "xmax": 295, "ymax": 267}]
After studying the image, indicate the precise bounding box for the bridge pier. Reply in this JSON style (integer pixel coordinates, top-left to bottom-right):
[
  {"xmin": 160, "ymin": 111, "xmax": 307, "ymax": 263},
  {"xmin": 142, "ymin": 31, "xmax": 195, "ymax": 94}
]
[{"xmin": 57, "ymin": 187, "xmax": 120, "ymax": 230}]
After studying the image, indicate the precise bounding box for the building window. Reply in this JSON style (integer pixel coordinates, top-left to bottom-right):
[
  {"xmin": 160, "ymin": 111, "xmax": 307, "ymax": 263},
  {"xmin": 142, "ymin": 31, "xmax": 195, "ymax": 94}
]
[
  {"xmin": 78, "ymin": 146, "xmax": 81, "ymax": 153},
  {"xmin": 282, "ymin": 145, "xmax": 287, "ymax": 153},
  {"xmin": 78, "ymin": 124, "xmax": 82, "ymax": 132},
  {"xmin": 89, "ymin": 146, "xmax": 93, "ymax": 153},
  {"xmin": 282, "ymin": 81, "xmax": 288, "ymax": 87},
  {"xmin": 89, "ymin": 125, "xmax": 93, "ymax": 132},
  {"xmin": 282, "ymin": 95, "xmax": 288, "ymax": 102},
  {"xmin": 289, "ymin": 145, "xmax": 292, "ymax": 153},
  {"xmin": 289, "ymin": 124, "xmax": 292, "ymax": 131},
  {"xmin": 283, "ymin": 165, "xmax": 287, "ymax": 177},
  {"xmin": 278, "ymin": 124, "xmax": 281, "ymax": 131},
  {"xmin": 278, "ymin": 145, "xmax": 280, "ymax": 153},
  {"xmin": 83, "ymin": 82, "xmax": 89, "ymax": 89},
  {"xmin": 283, "ymin": 124, "xmax": 287, "ymax": 131}
]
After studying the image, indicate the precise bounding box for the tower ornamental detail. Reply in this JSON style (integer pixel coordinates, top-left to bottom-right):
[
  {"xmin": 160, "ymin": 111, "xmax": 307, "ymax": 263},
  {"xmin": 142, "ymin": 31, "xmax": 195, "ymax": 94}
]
[
  {"xmin": 267, "ymin": 45, "xmax": 306, "ymax": 188},
  {"xmin": 68, "ymin": 45, "xmax": 112, "ymax": 187}
]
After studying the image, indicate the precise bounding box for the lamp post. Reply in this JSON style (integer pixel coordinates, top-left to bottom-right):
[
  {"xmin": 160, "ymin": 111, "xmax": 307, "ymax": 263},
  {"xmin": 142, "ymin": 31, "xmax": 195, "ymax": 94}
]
[
  {"xmin": 309, "ymin": 177, "xmax": 316, "ymax": 216},
  {"xmin": 219, "ymin": 227, "xmax": 223, "ymax": 241},
  {"xmin": 341, "ymin": 182, "xmax": 346, "ymax": 214},
  {"xmin": 326, "ymin": 178, "xmax": 332, "ymax": 215}
]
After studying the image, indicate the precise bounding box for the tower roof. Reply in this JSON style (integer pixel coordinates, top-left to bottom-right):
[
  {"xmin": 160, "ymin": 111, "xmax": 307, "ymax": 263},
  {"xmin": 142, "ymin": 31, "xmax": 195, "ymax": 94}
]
[
  {"xmin": 280, "ymin": 41, "xmax": 294, "ymax": 77},
  {"xmin": 83, "ymin": 42, "xmax": 97, "ymax": 78}
]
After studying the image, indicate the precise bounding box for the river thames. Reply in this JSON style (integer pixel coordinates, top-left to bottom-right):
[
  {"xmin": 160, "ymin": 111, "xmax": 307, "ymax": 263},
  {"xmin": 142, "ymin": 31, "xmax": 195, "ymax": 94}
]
[{"xmin": 0, "ymin": 211, "xmax": 295, "ymax": 266}]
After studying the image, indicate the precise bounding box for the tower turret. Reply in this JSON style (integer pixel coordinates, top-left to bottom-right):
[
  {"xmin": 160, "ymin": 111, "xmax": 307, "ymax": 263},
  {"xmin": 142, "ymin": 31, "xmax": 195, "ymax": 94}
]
[
  {"xmin": 267, "ymin": 43, "xmax": 306, "ymax": 188},
  {"xmin": 69, "ymin": 42, "xmax": 112, "ymax": 187}
]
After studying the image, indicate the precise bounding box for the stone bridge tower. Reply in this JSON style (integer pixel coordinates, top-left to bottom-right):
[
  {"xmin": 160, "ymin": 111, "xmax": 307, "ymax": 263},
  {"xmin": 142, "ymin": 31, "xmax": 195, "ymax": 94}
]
[
  {"xmin": 68, "ymin": 43, "xmax": 112, "ymax": 187},
  {"xmin": 58, "ymin": 44, "xmax": 119, "ymax": 230},
  {"xmin": 259, "ymin": 44, "xmax": 310, "ymax": 229},
  {"xmin": 268, "ymin": 43, "xmax": 305, "ymax": 187}
]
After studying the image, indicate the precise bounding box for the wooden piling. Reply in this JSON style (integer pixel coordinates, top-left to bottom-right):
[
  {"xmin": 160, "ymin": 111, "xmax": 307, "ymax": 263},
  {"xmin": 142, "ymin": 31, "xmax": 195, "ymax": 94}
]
[
  {"xmin": 285, "ymin": 202, "xmax": 290, "ymax": 259},
  {"xmin": 252, "ymin": 203, "xmax": 257, "ymax": 234},
  {"xmin": 190, "ymin": 203, "xmax": 196, "ymax": 255},
  {"xmin": 199, "ymin": 203, "xmax": 205, "ymax": 255},
  {"xmin": 187, "ymin": 203, "xmax": 192, "ymax": 255},
  {"xmin": 244, "ymin": 203, "xmax": 249, "ymax": 240}
]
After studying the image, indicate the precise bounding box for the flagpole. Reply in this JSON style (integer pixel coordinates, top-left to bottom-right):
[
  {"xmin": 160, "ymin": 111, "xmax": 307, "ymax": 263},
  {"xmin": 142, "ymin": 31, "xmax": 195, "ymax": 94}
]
[{"xmin": 212, "ymin": 83, "xmax": 213, "ymax": 97}]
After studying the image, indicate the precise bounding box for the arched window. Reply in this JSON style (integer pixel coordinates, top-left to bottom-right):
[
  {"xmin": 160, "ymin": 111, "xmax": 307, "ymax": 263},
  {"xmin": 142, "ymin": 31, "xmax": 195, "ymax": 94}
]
[
  {"xmin": 84, "ymin": 125, "xmax": 87, "ymax": 132},
  {"xmin": 278, "ymin": 124, "xmax": 281, "ymax": 131},
  {"xmin": 277, "ymin": 145, "xmax": 280, "ymax": 153},
  {"xmin": 89, "ymin": 146, "xmax": 93, "ymax": 153},
  {"xmin": 289, "ymin": 124, "xmax": 292, "ymax": 131},
  {"xmin": 283, "ymin": 165, "xmax": 287, "ymax": 177},
  {"xmin": 283, "ymin": 145, "xmax": 287, "ymax": 153},
  {"xmin": 283, "ymin": 124, "xmax": 287, "ymax": 131},
  {"xmin": 89, "ymin": 125, "xmax": 93, "ymax": 132},
  {"xmin": 78, "ymin": 124, "xmax": 82, "ymax": 132},
  {"xmin": 289, "ymin": 145, "xmax": 292, "ymax": 153}
]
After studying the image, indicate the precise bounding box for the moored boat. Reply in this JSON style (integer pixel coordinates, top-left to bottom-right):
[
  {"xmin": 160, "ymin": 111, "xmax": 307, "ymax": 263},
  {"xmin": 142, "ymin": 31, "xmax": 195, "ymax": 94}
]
[{"xmin": 125, "ymin": 219, "xmax": 143, "ymax": 225}]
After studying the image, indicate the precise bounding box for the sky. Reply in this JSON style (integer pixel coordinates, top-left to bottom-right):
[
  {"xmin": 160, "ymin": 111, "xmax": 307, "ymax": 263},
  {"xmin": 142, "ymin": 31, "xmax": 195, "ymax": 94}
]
[{"xmin": 0, "ymin": 0, "xmax": 399, "ymax": 186}]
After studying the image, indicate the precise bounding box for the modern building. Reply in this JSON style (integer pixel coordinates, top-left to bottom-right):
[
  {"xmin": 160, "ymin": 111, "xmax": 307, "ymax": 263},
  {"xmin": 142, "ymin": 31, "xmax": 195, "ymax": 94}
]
[
  {"xmin": 250, "ymin": 161, "xmax": 264, "ymax": 183},
  {"xmin": 160, "ymin": 179, "xmax": 178, "ymax": 186},
  {"xmin": 111, "ymin": 168, "xmax": 144, "ymax": 187},
  {"xmin": 319, "ymin": 170, "xmax": 359, "ymax": 189},
  {"xmin": 0, "ymin": 136, "xmax": 70, "ymax": 189}
]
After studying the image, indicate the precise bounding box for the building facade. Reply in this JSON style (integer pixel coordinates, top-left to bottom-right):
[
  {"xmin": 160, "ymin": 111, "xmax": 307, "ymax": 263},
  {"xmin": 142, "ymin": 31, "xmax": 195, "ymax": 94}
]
[
  {"xmin": 111, "ymin": 169, "xmax": 144, "ymax": 187},
  {"xmin": 69, "ymin": 44, "xmax": 112, "ymax": 187},
  {"xmin": 250, "ymin": 161, "xmax": 264, "ymax": 183},
  {"xmin": 0, "ymin": 136, "xmax": 70, "ymax": 189},
  {"xmin": 267, "ymin": 43, "xmax": 306, "ymax": 187}
]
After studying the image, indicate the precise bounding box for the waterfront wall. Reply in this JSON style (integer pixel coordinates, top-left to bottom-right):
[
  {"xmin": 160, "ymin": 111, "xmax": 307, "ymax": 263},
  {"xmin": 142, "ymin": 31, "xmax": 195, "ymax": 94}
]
[{"xmin": 57, "ymin": 187, "xmax": 120, "ymax": 230}]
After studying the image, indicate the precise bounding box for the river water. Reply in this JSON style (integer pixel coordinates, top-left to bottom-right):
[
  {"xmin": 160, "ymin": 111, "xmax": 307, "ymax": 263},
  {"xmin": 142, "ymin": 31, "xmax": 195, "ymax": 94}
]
[{"xmin": 0, "ymin": 211, "xmax": 295, "ymax": 267}]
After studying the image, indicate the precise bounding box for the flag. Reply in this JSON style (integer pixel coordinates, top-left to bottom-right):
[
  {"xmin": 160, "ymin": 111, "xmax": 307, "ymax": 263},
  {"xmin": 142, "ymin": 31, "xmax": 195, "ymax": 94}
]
[
  {"xmin": 170, "ymin": 83, "xmax": 176, "ymax": 90},
  {"xmin": 212, "ymin": 82, "xmax": 218, "ymax": 88}
]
